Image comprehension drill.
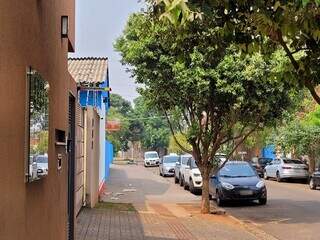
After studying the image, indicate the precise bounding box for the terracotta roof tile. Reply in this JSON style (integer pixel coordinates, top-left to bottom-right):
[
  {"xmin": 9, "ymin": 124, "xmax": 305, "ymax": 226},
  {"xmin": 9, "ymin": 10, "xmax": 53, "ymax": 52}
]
[{"xmin": 68, "ymin": 57, "xmax": 108, "ymax": 84}]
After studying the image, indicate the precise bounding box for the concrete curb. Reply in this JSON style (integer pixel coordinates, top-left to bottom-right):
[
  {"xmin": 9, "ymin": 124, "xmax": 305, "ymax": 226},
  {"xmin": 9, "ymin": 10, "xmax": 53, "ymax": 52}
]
[
  {"xmin": 210, "ymin": 202, "xmax": 279, "ymax": 240},
  {"xmin": 228, "ymin": 215, "xmax": 280, "ymax": 240}
]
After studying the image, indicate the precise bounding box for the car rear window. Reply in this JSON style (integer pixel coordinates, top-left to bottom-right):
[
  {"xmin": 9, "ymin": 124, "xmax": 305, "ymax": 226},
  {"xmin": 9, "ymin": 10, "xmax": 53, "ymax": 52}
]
[
  {"xmin": 181, "ymin": 156, "xmax": 192, "ymax": 165},
  {"xmin": 283, "ymin": 159, "xmax": 303, "ymax": 164},
  {"xmin": 36, "ymin": 156, "xmax": 48, "ymax": 163},
  {"xmin": 163, "ymin": 156, "xmax": 179, "ymax": 163},
  {"xmin": 145, "ymin": 153, "xmax": 158, "ymax": 158},
  {"xmin": 259, "ymin": 158, "xmax": 272, "ymax": 164},
  {"xmin": 219, "ymin": 163, "xmax": 256, "ymax": 177},
  {"xmin": 191, "ymin": 159, "xmax": 198, "ymax": 168}
]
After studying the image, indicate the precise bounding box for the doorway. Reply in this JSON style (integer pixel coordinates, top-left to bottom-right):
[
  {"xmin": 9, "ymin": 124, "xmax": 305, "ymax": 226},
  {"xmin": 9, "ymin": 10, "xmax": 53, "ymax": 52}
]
[{"xmin": 68, "ymin": 94, "xmax": 76, "ymax": 240}]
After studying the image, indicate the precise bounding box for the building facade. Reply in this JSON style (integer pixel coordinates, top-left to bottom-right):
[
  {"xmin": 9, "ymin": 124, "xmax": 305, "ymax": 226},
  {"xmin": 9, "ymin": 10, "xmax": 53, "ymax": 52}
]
[
  {"xmin": 0, "ymin": 1, "xmax": 77, "ymax": 240},
  {"xmin": 68, "ymin": 57, "xmax": 111, "ymax": 209}
]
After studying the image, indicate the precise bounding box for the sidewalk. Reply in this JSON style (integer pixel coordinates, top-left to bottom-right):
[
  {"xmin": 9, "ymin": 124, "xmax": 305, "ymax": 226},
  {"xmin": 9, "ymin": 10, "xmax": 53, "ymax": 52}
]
[
  {"xmin": 76, "ymin": 164, "xmax": 277, "ymax": 240},
  {"xmin": 76, "ymin": 203, "xmax": 259, "ymax": 240}
]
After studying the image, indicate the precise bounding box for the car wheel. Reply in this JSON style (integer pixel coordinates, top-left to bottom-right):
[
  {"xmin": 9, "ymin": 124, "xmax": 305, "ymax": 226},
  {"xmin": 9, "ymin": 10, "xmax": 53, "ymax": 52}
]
[
  {"xmin": 183, "ymin": 179, "xmax": 189, "ymax": 190},
  {"xmin": 174, "ymin": 176, "xmax": 179, "ymax": 184},
  {"xmin": 189, "ymin": 179, "xmax": 196, "ymax": 194},
  {"xmin": 276, "ymin": 171, "xmax": 282, "ymax": 182},
  {"xmin": 179, "ymin": 175, "xmax": 184, "ymax": 187},
  {"xmin": 259, "ymin": 198, "xmax": 267, "ymax": 205},
  {"xmin": 216, "ymin": 190, "xmax": 224, "ymax": 207},
  {"xmin": 264, "ymin": 170, "xmax": 269, "ymax": 180},
  {"xmin": 310, "ymin": 178, "xmax": 316, "ymax": 190}
]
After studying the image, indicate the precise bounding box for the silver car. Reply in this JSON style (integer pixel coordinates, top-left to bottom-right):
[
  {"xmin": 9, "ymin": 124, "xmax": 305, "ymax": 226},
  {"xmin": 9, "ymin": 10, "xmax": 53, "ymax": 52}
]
[
  {"xmin": 264, "ymin": 158, "xmax": 309, "ymax": 182},
  {"xmin": 159, "ymin": 154, "xmax": 179, "ymax": 177}
]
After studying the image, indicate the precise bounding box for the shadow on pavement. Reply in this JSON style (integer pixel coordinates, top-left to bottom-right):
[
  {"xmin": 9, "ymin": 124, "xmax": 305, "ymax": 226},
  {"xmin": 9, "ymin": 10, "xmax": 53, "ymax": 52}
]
[
  {"xmin": 102, "ymin": 165, "xmax": 172, "ymax": 210},
  {"xmin": 224, "ymin": 198, "xmax": 320, "ymax": 225},
  {"xmin": 76, "ymin": 207, "xmax": 184, "ymax": 240}
]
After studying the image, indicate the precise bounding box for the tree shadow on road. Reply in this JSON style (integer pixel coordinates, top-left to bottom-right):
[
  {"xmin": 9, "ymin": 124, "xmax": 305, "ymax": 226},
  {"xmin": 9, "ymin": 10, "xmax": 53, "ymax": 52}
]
[
  {"xmin": 76, "ymin": 207, "xmax": 185, "ymax": 240},
  {"xmin": 223, "ymin": 198, "xmax": 320, "ymax": 225},
  {"xmin": 102, "ymin": 165, "xmax": 172, "ymax": 210}
]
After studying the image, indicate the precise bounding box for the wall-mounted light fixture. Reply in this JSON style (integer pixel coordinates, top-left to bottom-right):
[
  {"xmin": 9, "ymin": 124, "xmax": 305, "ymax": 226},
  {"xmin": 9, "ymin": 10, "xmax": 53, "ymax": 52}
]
[{"xmin": 61, "ymin": 16, "xmax": 69, "ymax": 38}]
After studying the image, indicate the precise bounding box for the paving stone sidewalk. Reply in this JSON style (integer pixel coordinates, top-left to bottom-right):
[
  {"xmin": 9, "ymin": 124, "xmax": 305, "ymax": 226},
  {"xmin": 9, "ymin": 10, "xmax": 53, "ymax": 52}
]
[{"xmin": 76, "ymin": 206, "xmax": 259, "ymax": 240}]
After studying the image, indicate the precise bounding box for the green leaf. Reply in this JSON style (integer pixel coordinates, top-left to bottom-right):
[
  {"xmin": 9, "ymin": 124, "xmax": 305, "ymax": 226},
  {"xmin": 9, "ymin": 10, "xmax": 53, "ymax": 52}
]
[{"xmin": 274, "ymin": 1, "xmax": 281, "ymax": 11}]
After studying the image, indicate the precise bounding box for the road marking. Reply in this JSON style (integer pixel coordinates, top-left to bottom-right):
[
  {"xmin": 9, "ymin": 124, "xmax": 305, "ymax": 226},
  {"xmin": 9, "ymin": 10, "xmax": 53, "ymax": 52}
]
[{"xmin": 269, "ymin": 218, "xmax": 291, "ymax": 224}]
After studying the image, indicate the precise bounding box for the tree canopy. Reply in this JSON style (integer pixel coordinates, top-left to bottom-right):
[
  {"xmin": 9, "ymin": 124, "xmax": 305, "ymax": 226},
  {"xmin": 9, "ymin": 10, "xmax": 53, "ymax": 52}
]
[
  {"xmin": 115, "ymin": 12, "xmax": 299, "ymax": 213},
  {"xmin": 155, "ymin": 0, "xmax": 320, "ymax": 104}
]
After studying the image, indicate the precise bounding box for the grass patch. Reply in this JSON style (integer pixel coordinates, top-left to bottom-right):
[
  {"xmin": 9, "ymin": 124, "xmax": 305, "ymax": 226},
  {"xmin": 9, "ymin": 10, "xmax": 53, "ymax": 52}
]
[{"xmin": 95, "ymin": 202, "xmax": 136, "ymax": 212}]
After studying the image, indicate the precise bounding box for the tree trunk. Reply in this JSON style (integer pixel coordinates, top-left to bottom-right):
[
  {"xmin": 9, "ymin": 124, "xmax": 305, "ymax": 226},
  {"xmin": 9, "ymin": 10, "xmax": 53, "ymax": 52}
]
[
  {"xmin": 200, "ymin": 168, "xmax": 210, "ymax": 214},
  {"xmin": 309, "ymin": 152, "xmax": 316, "ymax": 173}
]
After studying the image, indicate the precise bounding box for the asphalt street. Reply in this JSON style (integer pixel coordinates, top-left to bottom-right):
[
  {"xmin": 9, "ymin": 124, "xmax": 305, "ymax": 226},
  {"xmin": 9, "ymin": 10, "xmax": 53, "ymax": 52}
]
[
  {"xmin": 105, "ymin": 163, "xmax": 320, "ymax": 240},
  {"xmin": 144, "ymin": 164, "xmax": 320, "ymax": 240},
  {"xmin": 224, "ymin": 179, "xmax": 320, "ymax": 240}
]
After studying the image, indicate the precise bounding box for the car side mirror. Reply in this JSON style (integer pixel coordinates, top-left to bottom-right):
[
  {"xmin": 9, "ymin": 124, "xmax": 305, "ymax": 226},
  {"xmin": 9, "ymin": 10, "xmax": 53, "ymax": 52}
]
[{"xmin": 176, "ymin": 162, "xmax": 180, "ymax": 165}]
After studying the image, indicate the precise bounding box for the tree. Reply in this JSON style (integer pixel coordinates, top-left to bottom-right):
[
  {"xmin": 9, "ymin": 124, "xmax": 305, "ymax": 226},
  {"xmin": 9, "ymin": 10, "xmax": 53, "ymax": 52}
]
[
  {"xmin": 131, "ymin": 96, "xmax": 170, "ymax": 151},
  {"xmin": 168, "ymin": 133, "xmax": 192, "ymax": 154},
  {"xmin": 115, "ymin": 13, "xmax": 298, "ymax": 213},
  {"xmin": 107, "ymin": 107, "xmax": 131, "ymax": 153},
  {"xmin": 110, "ymin": 93, "xmax": 133, "ymax": 116},
  {"xmin": 107, "ymin": 94, "xmax": 170, "ymax": 154},
  {"xmin": 273, "ymin": 121, "xmax": 320, "ymax": 172},
  {"xmin": 156, "ymin": 0, "xmax": 320, "ymax": 104}
]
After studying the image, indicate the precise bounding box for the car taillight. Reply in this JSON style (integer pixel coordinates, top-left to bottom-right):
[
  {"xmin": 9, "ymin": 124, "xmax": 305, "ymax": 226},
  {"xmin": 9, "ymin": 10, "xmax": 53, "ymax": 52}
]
[{"xmin": 282, "ymin": 166, "xmax": 292, "ymax": 169}]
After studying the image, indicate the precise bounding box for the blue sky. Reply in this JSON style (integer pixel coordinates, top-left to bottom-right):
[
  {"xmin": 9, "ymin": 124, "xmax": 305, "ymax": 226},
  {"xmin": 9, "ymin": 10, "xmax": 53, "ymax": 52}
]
[{"xmin": 70, "ymin": 0, "xmax": 144, "ymax": 102}]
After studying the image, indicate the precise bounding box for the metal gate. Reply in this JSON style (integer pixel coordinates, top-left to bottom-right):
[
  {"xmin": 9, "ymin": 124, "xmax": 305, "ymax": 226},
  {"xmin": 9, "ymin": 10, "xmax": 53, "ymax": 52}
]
[
  {"xmin": 68, "ymin": 94, "xmax": 76, "ymax": 240},
  {"xmin": 75, "ymin": 104, "xmax": 85, "ymax": 215}
]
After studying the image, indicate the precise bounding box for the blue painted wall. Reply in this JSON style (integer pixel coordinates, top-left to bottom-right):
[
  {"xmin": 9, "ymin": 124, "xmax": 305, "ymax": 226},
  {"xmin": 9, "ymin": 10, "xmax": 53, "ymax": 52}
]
[
  {"xmin": 105, "ymin": 141, "xmax": 114, "ymax": 180},
  {"xmin": 261, "ymin": 145, "xmax": 275, "ymax": 159},
  {"xmin": 78, "ymin": 77, "xmax": 112, "ymax": 190}
]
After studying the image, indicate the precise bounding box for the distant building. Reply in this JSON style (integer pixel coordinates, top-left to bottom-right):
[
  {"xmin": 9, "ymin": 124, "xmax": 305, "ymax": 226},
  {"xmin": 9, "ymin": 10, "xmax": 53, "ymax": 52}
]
[{"xmin": 68, "ymin": 57, "xmax": 112, "ymax": 210}]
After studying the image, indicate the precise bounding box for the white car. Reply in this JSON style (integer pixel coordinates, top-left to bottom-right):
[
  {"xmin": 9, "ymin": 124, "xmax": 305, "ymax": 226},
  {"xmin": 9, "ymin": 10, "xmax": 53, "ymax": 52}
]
[
  {"xmin": 183, "ymin": 158, "xmax": 202, "ymax": 194},
  {"xmin": 144, "ymin": 151, "xmax": 160, "ymax": 167},
  {"xmin": 174, "ymin": 154, "xmax": 192, "ymax": 184},
  {"xmin": 35, "ymin": 155, "xmax": 48, "ymax": 177},
  {"xmin": 264, "ymin": 158, "xmax": 309, "ymax": 182}
]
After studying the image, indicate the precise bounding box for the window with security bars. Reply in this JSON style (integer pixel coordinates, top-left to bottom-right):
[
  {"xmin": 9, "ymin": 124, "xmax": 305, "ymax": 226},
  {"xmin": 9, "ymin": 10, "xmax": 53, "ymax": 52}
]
[{"xmin": 26, "ymin": 67, "xmax": 50, "ymax": 183}]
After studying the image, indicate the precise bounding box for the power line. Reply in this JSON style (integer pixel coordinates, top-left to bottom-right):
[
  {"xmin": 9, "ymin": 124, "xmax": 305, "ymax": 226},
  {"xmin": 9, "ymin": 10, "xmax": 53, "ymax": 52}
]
[{"xmin": 108, "ymin": 115, "xmax": 168, "ymax": 121}]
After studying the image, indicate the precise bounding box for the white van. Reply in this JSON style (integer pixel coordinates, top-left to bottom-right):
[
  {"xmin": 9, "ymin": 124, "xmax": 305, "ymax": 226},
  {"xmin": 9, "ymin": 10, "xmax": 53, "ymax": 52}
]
[{"xmin": 144, "ymin": 151, "xmax": 160, "ymax": 167}]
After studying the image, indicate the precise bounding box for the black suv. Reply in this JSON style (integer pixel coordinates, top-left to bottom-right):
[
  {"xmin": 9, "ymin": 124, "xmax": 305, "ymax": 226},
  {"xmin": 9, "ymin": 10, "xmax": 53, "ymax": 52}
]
[{"xmin": 250, "ymin": 157, "xmax": 273, "ymax": 178}]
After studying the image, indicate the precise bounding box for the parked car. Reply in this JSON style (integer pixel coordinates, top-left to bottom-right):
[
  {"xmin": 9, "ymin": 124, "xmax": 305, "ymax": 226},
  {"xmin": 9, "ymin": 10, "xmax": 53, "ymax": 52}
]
[
  {"xmin": 29, "ymin": 155, "xmax": 38, "ymax": 181},
  {"xmin": 35, "ymin": 155, "xmax": 48, "ymax": 177},
  {"xmin": 215, "ymin": 153, "xmax": 227, "ymax": 166},
  {"xmin": 144, "ymin": 151, "xmax": 160, "ymax": 167},
  {"xmin": 309, "ymin": 169, "xmax": 320, "ymax": 190},
  {"xmin": 178, "ymin": 155, "xmax": 194, "ymax": 186},
  {"xmin": 250, "ymin": 157, "xmax": 273, "ymax": 177},
  {"xmin": 159, "ymin": 154, "xmax": 179, "ymax": 177},
  {"xmin": 209, "ymin": 161, "xmax": 267, "ymax": 206},
  {"xmin": 183, "ymin": 158, "xmax": 202, "ymax": 194},
  {"xmin": 264, "ymin": 158, "xmax": 309, "ymax": 182},
  {"xmin": 174, "ymin": 154, "xmax": 192, "ymax": 184}
]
